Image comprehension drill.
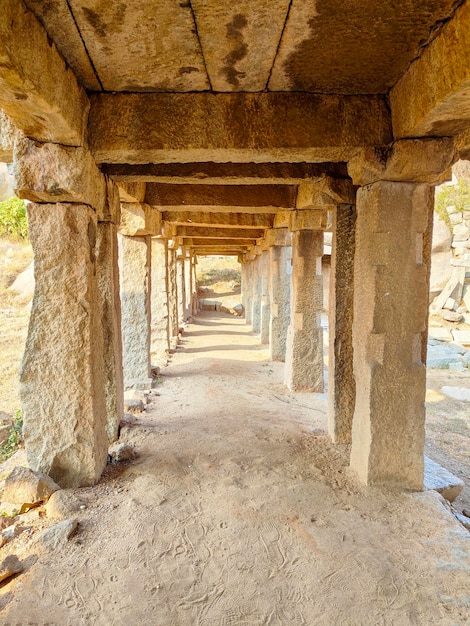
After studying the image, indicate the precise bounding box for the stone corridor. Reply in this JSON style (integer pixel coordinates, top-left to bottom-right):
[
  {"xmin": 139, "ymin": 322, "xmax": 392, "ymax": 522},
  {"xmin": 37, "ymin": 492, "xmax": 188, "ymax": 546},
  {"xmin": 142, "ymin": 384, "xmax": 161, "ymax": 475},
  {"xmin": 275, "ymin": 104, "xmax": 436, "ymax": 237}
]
[{"xmin": 1, "ymin": 311, "xmax": 469, "ymax": 624}]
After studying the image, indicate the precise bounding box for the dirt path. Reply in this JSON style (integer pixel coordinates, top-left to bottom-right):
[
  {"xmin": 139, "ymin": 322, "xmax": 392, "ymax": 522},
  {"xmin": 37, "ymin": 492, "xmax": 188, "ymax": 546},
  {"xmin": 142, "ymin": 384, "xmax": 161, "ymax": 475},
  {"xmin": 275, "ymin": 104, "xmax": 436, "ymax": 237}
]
[{"xmin": 1, "ymin": 311, "xmax": 469, "ymax": 625}]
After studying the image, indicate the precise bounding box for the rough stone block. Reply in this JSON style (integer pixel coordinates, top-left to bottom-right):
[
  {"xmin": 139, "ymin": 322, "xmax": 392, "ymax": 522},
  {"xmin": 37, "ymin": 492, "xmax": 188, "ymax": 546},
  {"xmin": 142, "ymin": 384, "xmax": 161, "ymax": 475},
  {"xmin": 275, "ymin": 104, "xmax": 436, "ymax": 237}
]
[
  {"xmin": 424, "ymin": 457, "xmax": 464, "ymax": 502},
  {"xmin": 2, "ymin": 466, "xmax": 60, "ymax": 505},
  {"xmin": 119, "ymin": 203, "xmax": 162, "ymax": 236},
  {"xmin": 14, "ymin": 137, "xmax": 106, "ymax": 212}
]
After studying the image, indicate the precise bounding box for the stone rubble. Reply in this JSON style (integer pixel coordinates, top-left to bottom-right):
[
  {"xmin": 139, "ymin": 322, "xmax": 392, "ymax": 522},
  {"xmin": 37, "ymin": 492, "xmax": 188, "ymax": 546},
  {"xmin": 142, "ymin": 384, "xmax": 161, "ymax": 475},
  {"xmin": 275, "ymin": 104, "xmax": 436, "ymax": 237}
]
[
  {"xmin": 0, "ymin": 554, "xmax": 23, "ymax": 584},
  {"xmin": 35, "ymin": 518, "xmax": 78, "ymax": 551}
]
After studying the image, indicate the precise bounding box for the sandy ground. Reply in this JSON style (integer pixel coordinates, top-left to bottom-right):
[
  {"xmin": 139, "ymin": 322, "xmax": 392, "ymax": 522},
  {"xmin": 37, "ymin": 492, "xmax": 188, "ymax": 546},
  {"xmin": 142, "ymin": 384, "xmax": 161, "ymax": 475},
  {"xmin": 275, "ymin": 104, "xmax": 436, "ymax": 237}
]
[{"xmin": 1, "ymin": 310, "xmax": 469, "ymax": 625}]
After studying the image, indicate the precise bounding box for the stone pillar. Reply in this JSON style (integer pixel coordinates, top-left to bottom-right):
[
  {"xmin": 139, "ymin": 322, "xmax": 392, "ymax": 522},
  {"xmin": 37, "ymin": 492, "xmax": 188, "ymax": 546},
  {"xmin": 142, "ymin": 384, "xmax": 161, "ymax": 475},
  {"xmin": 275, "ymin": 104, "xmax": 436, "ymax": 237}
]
[
  {"xmin": 191, "ymin": 255, "xmax": 198, "ymax": 315},
  {"xmin": 96, "ymin": 216, "xmax": 124, "ymax": 445},
  {"xmin": 269, "ymin": 245, "xmax": 291, "ymax": 361},
  {"xmin": 13, "ymin": 136, "xmax": 126, "ymax": 487},
  {"xmin": 347, "ymin": 138, "xmax": 455, "ymax": 488},
  {"xmin": 350, "ymin": 183, "xmax": 433, "ymax": 488},
  {"xmin": 251, "ymin": 255, "xmax": 262, "ymax": 334},
  {"xmin": 244, "ymin": 260, "xmax": 254, "ymax": 324},
  {"xmin": 119, "ymin": 234, "xmax": 152, "ymax": 389},
  {"xmin": 327, "ymin": 204, "xmax": 357, "ymax": 443},
  {"xmin": 183, "ymin": 252, "xmax": 192, "ymax": 320},
  {"xmin": 20, "ymin": 203, "xmax": 108, "ymax": 487},
  {"xmin": 150, "ymin": 237, "xmax": 170, "ymax": 361},
  {"xmin": 259, "ymin": 250, "xmax": 271, "ymax": 344},
  {"xmin": 167, "ymin": 246, "xmax": 179, "ymax": 340},
  {"xmin": 284, "ymin": 229, "xmax": 324, "ymax": 392},
  {"xmin": 176, "ymin": 254, "xmax": 185, "ymax": 326}
]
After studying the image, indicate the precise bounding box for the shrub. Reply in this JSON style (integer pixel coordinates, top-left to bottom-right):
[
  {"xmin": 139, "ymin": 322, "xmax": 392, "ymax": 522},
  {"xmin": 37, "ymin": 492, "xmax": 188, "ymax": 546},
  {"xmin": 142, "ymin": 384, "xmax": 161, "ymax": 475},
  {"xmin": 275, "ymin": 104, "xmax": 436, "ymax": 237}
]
[
  {"xmin": 0, "ymin": 410, "xmax": 24, "ymax": 463},
  {"xmin": 435, "ymin": 179, "xmax": 470, "ymax": 228},
  {"xmin": 0, "ymin": 197, "xmax": 28, "ymax": 240}
]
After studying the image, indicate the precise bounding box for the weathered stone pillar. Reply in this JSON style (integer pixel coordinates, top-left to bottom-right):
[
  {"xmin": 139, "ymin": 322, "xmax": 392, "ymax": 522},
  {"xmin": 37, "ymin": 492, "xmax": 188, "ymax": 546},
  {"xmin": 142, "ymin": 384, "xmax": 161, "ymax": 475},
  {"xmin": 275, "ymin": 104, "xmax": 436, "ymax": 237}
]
[
  {"xmin": 191, "ymin": 255, "xmax": 198, "ymax": 315},
  {"xmin": 284, "ymin": 226, "xmax": 324, "ymax": 392},
  {"xmin": 167, "ymin": 245, "xmax": 179, "ymax": 340},
  {"xmin": 119, "ymin": 234, "xmax": 152, "ymax": 389},
  {"xmin": 251, "ymin": 254, "xmax": 262, "ymax": 334},
  {"xmin": 268, "ymin": 230, "xmax": 292, "ymax": 362},
  {"xmin": 21, "ymin": 203, "xmax": 108, "ymax": 487},
  {"xmin": 176, "ymin": 253, "xmax": 185, "ymax": 326},
  {"xmin": 150, "ymin": 237, "xmax": 170, "ymax": 361},
  {"xmin": 14, "ymin": 136, "xmax": 123, "ymax": 487},
  {"xmin": 327, "ymin": 203, "xmax": 357, "ymax": 444},
  {"xmin": 347, "ymin": 139, "xmax": 455, "ymax": 488},
  {"xmin": 183, "ymin": 251, "xmax": 192, "ymax": 320},
  {"xmin": 244, "ymin": 258, "xmax": 254, "ymax": 325},
  {"xmin": 96, "ymin": 181, "xmax": 124, "ymax": 444},
  {"xmin": 259, "ymin": 250, "xmax": 271, "ymax": 344}
]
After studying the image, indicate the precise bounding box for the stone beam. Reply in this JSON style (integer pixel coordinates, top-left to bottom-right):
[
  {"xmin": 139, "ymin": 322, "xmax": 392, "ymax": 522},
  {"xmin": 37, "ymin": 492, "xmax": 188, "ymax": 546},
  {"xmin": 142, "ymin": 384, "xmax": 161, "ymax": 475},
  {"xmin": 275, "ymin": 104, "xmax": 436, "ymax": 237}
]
[
  {"xmin": 195, "ymin": 249, "xmax": 247, "ymax": 256},
  {"xmin": 162, "ymin": 212, "xmax": 275, "ymax": 229},
  {"xmin": 89, "ymin": 93, "xmax": 392, "ymax": 164},
  {"xmin": 0, "ymin": 0, "xmax": 88, "ymax": 146},
  {"xmin": 296, "ymin": 178, "xmax": 356, "ymax": 208},
  {"xmin": 274, "ymin": 210, "xmax": 330, "ymax": 231},
  {"xmin": 145, "ymin": 183, "xmax": 296, "ymax": 209},
  {"xmin": 176, "ymin": 227, "xmax": 265, "ymax": 239},
  {"xmin": 391, "ymin": 2, "xmax": 470, "ymax": 138},
  {"xmin": 183, "ymin": 238, "xmax": 255, "ymax": 247},
  {"xmin": 102, "ymin": 162, "xmax": 349, "ymax": 183},
  {"xmin": 156, "ymin": 204, "xmax": 284, "ymax": 214}
]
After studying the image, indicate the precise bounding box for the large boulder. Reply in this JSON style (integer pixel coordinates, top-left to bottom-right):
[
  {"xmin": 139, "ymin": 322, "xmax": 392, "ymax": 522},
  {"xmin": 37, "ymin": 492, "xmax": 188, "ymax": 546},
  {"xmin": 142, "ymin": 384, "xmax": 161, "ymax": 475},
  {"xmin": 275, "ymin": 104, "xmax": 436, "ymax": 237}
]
[{"xmin": 2, "ymin": 466, "xmax": 60, "ymax": 505}]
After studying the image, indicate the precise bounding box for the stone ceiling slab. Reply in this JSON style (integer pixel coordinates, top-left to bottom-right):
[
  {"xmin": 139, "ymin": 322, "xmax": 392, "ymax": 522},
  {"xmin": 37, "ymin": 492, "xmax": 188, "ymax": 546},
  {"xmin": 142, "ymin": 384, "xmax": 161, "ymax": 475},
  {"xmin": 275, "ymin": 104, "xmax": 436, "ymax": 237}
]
[
  {"xmin": 176, "ymin": 227, "xmax": 265, "ymax": 239},
  {"xmin": 191, "ymin": 0, "xmax": 290, "ymax": 91},
  {"xmin": 23, "ymin": 0, "xmax": 101, "ymax": 91},
  {"xmin": 67, "ymin": 0, "xmax": 209, "ymax": 91},
  {"xmin": 269, "ymin": 0, "xmax": 459, "ymax": 94}
]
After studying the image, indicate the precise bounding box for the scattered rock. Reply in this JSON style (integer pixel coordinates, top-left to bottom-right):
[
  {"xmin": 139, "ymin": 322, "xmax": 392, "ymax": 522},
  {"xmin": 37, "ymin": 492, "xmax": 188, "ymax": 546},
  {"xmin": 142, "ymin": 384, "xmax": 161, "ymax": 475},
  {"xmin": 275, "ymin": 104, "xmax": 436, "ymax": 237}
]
[
  {"xmin": 151, "ymin": 366, "xmax": 161, "ymax": 379},
  {"xmin": 0, "ymin": 516, "xmax": 14, "ymax": 531},
  {"xmin": 453, "ymin": 512, "xmax": 470, "ymax": 531},
  {"xmin": 2, "ymin": 524, "xmax": 24, "ymax": 541},
  {"xmin": 36, "ymin": 518, "xmax": 78, "ymax": 551},
  {"xmin": 0, "ymin": 502, "xmax": 19, "ymax": 517},
  {"xmin": 462, "ymin": 509, "xmax": 470, "ymax": 518},
  {"xmin": 441, "ymin": 386, "xmax": 470, "ymax": 402},
  {"xmin": 233, "ymin": 304, "xmax": 244, "ymax": 316},
  {"xmin": 2, "ymin": 466, "xmax": 60, "ymax": 506},
  {"xmin": 423, "ymin": 457, "xmax": 465, "ymax": 502},
  {"xmin": 440, "ymin": 310, "xmax": 464, "ymax": 323},
  {"xmin": 0, "ymin": 424, "xmax": 10, "ymax": 446},
  {"xmin": 0, "ymin": 555, "xmax": 23, "ymax": 583},
  {"xmin": 108, "ymin": 443, "xmax": 136, "ymax": 463},
  {"xmin": 45, "ymin": 489, "xmax": 87, "ymax": 520},
  {"xmin": 123, "ymin": 398, "xmax": 144, "ymax": 414}
]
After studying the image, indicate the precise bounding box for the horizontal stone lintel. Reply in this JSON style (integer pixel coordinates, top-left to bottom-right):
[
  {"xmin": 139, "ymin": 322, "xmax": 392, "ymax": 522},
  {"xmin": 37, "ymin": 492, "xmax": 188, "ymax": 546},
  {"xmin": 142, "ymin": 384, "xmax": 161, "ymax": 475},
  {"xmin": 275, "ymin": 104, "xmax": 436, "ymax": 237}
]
[
  {"xmin": 151, "ymin": 204, "xmax": 287, "ymax": 214},
  {"xmin": 182, "ymin": 238, "xmax": 257, "ymax": 247},
  {"xmin": 162, "ymin": 211, "xmax": 275, "ymax": 229},
  {"xmin": 176, "ymin": 226, "xmax": 265, "ymax": 239},
  {"xmin": 102, "ymin": 161, "xmax": 350, "ymax": 183},
  {"xmin": 89, "ymin": 93, "xmax": 392, "ymax": 164}
]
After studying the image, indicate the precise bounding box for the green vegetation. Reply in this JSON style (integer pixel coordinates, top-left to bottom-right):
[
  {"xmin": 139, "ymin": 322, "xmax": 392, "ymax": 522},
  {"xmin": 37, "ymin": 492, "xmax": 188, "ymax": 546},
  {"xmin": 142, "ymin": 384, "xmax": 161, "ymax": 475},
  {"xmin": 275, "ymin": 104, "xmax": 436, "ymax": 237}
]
[
  {"xmin": 196, "ymin": 256, "xmax": 241, "ymax": 286},
  {"xmin": 0, "ymin": 197, "xmax": 28, "ymax": 240},
  {"xmin": 0, "ymin": 410, "xmax": 23, "ymax": 463},
  {"xmin": 435, "ymin": 179, "xmax": 470, "ymax": 228}
]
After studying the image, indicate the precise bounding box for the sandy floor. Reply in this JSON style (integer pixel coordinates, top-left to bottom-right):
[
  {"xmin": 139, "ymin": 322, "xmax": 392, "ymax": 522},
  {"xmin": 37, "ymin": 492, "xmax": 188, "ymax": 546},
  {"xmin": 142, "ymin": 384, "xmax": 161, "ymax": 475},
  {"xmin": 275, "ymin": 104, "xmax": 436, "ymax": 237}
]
[{"xmin": 1, "ymin": 311, "xmax": 469, "ymax": 625}]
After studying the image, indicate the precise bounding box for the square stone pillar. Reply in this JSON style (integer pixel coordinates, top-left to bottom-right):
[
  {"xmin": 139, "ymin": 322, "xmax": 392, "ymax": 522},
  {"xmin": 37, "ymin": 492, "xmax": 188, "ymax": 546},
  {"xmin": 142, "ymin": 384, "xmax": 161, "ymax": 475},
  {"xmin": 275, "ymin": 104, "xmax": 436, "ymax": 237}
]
[
  {"xmin": 150, "ymin": 237, "xmax": 170, "ymax": 361},
  {"xmin": 260, "ymin": 250, "xmax": 271, "ymax": 344},
  {"xmin": 350, "ymin": 182, "xmax": 433, "ymax": 489},
  {"xmin": 167, "ymin": 246, "xmax": 179, "ymax": 339},
  {"xmin": 118, "ymin": 234, "xmax": 152, "ymax": 389},
  {"xmin": 244, "ymin": 261, "xmax": 254, "ymax": 324},
  {"xmin": 176, "ymin": 255, "xmax": 185, "ymax": 326},
  {"xmin": 183, "ymin": 253, "xmax": 192, "ymax": 320},
  {"xmin": 251, "ymin": 255, "xmax": 262, "ymax": 334},
  {"xmin": 191, "ymin": 255, "xmax": 198, "ymax": 315},
  {"xmin": 284, "ymin": 230, "xmax": 324, "ymax": 392},
  {"xmin": 327, "ymin": 204, "xmax": 357, "ymax": 443},
  {"xmin": 96, "ymin": 221, "xmax": 124, "ymax": 444},
  {"xmin": 269, "ymin": 245, "xmax": 291, "ymax": 361},
  {"xmin": 20, "ymin": 203, "xmax": 108, "ymax": 487}
]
